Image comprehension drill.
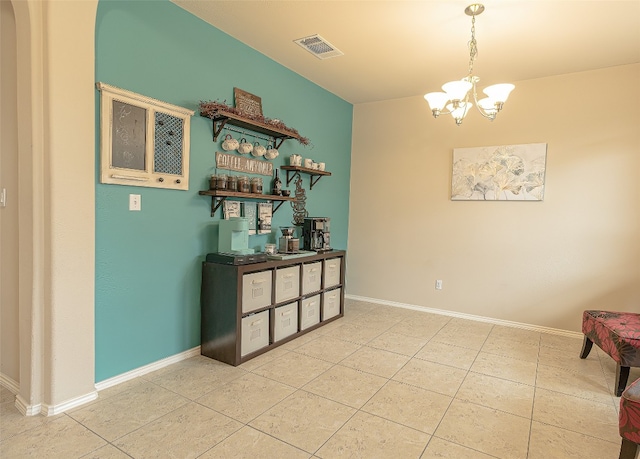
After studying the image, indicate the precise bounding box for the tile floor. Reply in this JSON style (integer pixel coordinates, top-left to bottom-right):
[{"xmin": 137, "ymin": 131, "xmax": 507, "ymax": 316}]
[{"xmin": 1, "ymin": 299, "xmax": 638, "ymax": 458}]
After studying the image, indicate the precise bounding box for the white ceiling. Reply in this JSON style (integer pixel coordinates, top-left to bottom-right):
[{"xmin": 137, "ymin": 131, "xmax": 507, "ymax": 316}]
[{"xmin": 172, "ymin": 0, "xmax": 640, "ymax": 105}]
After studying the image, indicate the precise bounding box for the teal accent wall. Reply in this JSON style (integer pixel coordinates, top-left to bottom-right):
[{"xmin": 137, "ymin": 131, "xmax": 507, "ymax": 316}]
[{"xmin": 95, "ymin": 0, "xmax": 353, "ymax": 382}]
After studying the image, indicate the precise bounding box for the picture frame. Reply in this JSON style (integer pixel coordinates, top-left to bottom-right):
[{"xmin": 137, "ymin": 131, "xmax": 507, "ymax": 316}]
[{"xmin": 96, "ymin": 82, "xmax": 194, "ymax": 190}]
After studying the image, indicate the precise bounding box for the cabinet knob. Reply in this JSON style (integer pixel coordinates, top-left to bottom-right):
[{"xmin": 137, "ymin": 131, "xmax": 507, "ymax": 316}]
[
  {"xmin": 175, "ymin": 179, "xmax": 181, "ymax": 184},
  {"xmin": 158, "ymin": 177, "xmax": 164, "ymax": 182}
]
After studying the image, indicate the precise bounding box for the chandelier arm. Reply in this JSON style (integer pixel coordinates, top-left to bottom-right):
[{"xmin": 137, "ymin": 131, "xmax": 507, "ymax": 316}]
[{"xmin": 470, "ymin": 83, "xmax": 496, "ymax": 120}]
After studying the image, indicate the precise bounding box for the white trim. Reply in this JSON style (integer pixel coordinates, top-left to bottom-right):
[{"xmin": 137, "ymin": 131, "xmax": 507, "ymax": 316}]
[
  {"xmin": 41, "ymin": 391, "xmax": 98, "ymax": 417},
  {"xmin": 0, "ymin": 373, "xmax": 20, "ymax": 395},
  {"xmin": 95, "ymin": 346, "xmax": 201, "ymax": 392},
  {"xmin": 345, "ymin": 294, "xmax": 583, "ymax": 338},
  {"xmin": 15, "ymin": 395, "xmax": 41, "ymax": 416}
]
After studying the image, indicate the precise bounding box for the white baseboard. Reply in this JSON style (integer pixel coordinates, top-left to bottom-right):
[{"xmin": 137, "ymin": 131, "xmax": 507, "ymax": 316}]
[
  {"xmin": 0, "ymin": 372, "xmax": 20, "ymax": 395},
  {"xmin": 345, "ymin": 294, "xmax": 583, "ymax": 338},
  {"xmin": 42, "ymin": 391, "xmax": 98, "ymax": 416},
  {"xmin": 95, "ymin": 346, "xmax": 201, "ymax": 392},
  {"xmin": 15, "ymin": 395, "xmax": 41, "ymax": 416}
]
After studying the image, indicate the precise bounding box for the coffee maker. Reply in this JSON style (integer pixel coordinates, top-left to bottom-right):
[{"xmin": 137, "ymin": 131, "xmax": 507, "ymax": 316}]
[{"xmin": 303, "ymin": 218, "xmax": 331, "ymax": 252}]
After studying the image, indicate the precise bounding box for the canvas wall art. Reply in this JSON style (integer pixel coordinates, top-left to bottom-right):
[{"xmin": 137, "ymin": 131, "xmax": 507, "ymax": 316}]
[{"xmin": 451, "ymin": 143, "xmax": 547, "ymax": 201}]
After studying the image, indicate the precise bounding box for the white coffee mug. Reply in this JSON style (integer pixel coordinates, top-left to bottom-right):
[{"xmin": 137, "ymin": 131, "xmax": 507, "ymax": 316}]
[
  {"xmin": 304, "ymin": 158, "xmax": 313, "ymax": 168},
  {"xmin": 237, "ymin": 138, "xmax": 253, "ymax": 155},
  {"xmin": 265, "ymin": 146, "xmax": 279, "ymax": 160},
  {"xmin": 221, "ymin": 134, "xmax": 239, "ymax": 151},
  {"xmin": 318, "ymin": 162, "xmax": 326, "ymax": 171},
  {"xmin": 252, "ymin": 142, "xmax": 266, "ymax": 157}
]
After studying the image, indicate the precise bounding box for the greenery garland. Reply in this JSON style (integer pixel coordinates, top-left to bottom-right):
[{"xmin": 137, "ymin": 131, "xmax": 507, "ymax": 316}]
[{"xmin": 199, "ymin": 100, "xmax": 310, "ymax": 146}]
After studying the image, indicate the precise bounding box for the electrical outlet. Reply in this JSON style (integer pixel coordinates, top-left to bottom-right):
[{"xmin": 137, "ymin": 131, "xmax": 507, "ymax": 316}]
[
  {"xmin": 435, "ymin": 279, "xmax": 443, "ymax": 290},
  {"xmin": 129, "ymin": 194, "xmax": 141, "ymax": 211}
]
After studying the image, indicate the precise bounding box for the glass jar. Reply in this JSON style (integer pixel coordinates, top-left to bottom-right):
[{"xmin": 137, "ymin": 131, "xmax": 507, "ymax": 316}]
[
  {"xmin": 238, "ymin": 176, "xmax": 250, "ymax": 193},
  {"xmin": 209, "ymin": 174, "xmax": 216, "ymax": 190},
  {"xmin": 216, "ymin": 173, "xmax": 228, "ymax": 190},
  {"xmin": 227, "ymin": 175, "xmax": 237, "ymax": 192},
  {"xmin": 250, "ymin": 177, "xmax": 263, "ymax": 194}
]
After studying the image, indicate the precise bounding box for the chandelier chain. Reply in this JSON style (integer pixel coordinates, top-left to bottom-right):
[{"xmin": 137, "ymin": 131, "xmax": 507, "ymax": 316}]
[{"xmin": 468, "ymin": 13, "xmax": 478, "ymax": 77}]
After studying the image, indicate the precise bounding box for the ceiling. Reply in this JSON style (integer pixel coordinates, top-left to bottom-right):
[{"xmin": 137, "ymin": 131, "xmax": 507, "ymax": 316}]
[{"xmin": 172, "ymin": 0, "xmax": 640, "ymax": 105}]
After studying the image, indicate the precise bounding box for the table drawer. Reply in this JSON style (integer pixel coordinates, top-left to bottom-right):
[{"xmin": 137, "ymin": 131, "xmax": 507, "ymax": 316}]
[
  {"xmin": 242, "ymin": 270, "xmax": 273, "ymax": 314},
  {"xmin": 274, "ymin": 302, "xmax": 298, "ymax": 342},
  {"xmin": 322, "ymin": 288, "xmax": 341, "ymax": 321},
  {"xmin": 302, "ymin": 262, "xmax": 322, "ymax": 295},
  {"xmin": 241, "ymin": 310, "xmax": 269, "ymax": 357},
  {"xmin": 323, "ymin": 258, "xmax": 341, "ymax": 288},
  {"xmin": 300, "ymin": 295, "xmax": 320, "ymax": 331},
  {"xmin": 275, "ymin": 265, "xmax": 300, "ymax": 304}
]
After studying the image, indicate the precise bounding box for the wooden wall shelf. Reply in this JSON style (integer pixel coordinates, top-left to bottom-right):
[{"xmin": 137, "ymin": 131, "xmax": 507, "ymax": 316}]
[
  {"xmin": 200, "ymin": 110, "xmax": 300, "ymax": 149},
  {"xmin": 199, "ymin": 190, "xmax": 294, "ymax": 217},
  {"xmin": 280, "ymin": 166, "xmax": 331, "ymax": 190}
]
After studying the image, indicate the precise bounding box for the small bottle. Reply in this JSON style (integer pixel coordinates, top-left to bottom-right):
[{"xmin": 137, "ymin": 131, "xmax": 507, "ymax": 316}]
[{"xmin": 272, "ymin": 169, "xmax": 282, "ymax": 196}]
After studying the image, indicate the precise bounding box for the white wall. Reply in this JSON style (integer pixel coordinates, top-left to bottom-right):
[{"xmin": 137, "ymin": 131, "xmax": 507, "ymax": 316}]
[
  {"xmin": 9, "ymin": 0, "xmax": 97, "ymax": 415},
  {"xmin": 1, "ymin": 0, "xmax": 20, "ymax": 387},
  {"xmin": 347, "ymin": 64, "xmax": 640, "ymax": 332}
]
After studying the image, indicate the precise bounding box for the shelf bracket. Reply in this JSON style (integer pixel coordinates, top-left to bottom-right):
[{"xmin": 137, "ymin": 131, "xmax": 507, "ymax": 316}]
[
  {"xmin": 272, "ymin": 200, "xmax": 286, "ymax": 214},
  {"xmin": 274, "ymin": 137, "xmax": 286, "ymax": 150},
  {"xmin": 309, "ymin": 174, "xmax": 323, "ymax": 190},
  {"xmin": 285, "ymin": 170, "xmax": 300, "ymax": 187},
  {"xmin": 211, "ymin": 118, "xmax": 229, "ymax": 142},
  {"xmin": 210, "ymin": 196, "xmax": 226, "ymax": 217}
]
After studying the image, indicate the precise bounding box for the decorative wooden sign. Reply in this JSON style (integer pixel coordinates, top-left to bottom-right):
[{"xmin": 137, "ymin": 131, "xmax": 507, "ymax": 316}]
[
  {"xmin": 216, "ymin": 152, "xmax": 273, "ymax": 176},
  {"xmin": 234, "ymin": 88, "xmax": 263, "ymax": 118}
]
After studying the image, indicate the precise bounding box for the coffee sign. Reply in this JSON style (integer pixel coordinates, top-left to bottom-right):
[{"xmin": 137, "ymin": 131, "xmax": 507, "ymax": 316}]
[
  {"xmin": 234, "ymin": 88, "xmax": 263, "ymax": 118},
  {"xmin": 216, "ymin": 152, "xmax": 273, "ymax": 176}
]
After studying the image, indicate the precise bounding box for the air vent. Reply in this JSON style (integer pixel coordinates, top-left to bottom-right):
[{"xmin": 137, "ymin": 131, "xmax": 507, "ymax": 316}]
[{"xmin": 294, "ymin": 34, "xmax": 344, "ymax": 60}]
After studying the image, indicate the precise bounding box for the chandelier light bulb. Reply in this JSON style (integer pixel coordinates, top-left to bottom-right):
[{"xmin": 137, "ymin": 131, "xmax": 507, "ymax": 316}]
[
  {"xmin": 482, "ymin": 83, "xmax": 515, "ymax": 104},
  {"xmin": 423, "ymin": 4, "xmax": 514, "ymax": 125},
  {"xmin": 424, "ymin": 92, "xmax": 449, "ymax": 116},
  {"xmin": 442, "ymin": 80, "xmax": 473, "ymax": 102},
  {"xmin": 447, "ymin": 102, "xmax": 472, "ymax": 125}
]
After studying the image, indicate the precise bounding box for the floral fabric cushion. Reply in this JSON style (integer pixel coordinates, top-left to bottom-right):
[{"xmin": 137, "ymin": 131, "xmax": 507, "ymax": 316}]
[
  {"xmin": 582, "ymin": 310, "xmax": 640, "ymax": 367},
  {"xmin": 620, "ymin": 377, "xmax": 640, "ymax": 443}
]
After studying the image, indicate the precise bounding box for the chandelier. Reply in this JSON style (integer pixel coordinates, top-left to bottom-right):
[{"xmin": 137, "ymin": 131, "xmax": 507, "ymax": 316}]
[{"xmin": 424, "ymin": 4, "xmax": 514, "ymax": 126}]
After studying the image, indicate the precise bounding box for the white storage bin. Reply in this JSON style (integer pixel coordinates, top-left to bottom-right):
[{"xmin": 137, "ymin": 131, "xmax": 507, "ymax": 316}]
[
  {"xmin": 302, "ymin": 262, "xmax": 322, "ymax": 295},
  {"xmin": 241, "ymin": 310, "xmax": 269, "ymax": 357},
  {"xmin": 323, "ymin": 258, "xmax": 341, "ymax": 288},
  {"xmin": 275, "ymin": 265, "xmax": 300, "ymax": 304},
  {"xmin": 322, "ymin": 288, "xmax": 341, "ymax": 321},
  {"xmin": 300, "ymin": 295, "xmax": 320, "ymax": 330},
  {"xmin": 242, "ymin": 270, "xmax": 273, "ymax": 314},
  {"xmin": 273, "ymin": 302, "xmax": 298, "ymax": 342}
]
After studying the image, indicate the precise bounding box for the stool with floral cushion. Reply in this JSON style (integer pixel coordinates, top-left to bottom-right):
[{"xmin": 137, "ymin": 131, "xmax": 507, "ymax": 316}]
[
  {"xmin": 580, "ymin": 310, "xmax": 640, "ymax": 396},
  {"xmin": 619, "ymin": 376, "xmax": 640, "ymax": 459}
]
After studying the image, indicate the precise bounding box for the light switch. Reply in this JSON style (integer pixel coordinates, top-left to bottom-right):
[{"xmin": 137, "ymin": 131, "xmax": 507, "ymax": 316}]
[{"xmin": 129, "ymin": 194, "xmax": 141, "ymax": 211}]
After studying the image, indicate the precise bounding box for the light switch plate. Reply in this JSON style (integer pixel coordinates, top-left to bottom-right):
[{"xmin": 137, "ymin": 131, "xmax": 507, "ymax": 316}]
[{"xmin": 129, "ymin": 194, "xmax": 141, "ymax": 211}]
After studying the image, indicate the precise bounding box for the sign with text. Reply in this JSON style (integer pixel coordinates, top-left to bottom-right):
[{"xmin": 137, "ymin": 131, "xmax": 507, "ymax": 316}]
[
  {"xmin": 216, "ymin": 152, "xmax": 273, "ymax": 176},
  {"xmin": 234, "ymin": 88, "xmax": 263, "ymax": 118}
]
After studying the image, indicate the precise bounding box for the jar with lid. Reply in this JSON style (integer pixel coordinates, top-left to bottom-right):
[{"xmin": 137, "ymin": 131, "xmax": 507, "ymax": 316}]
[
  {"xmin": 227, "ymin": 175, "xmax": 237, "ymax": 192},
  {"xmin": 250, "ymin": 177, "xmax": 263, "ymax": 194},
  {"xmin": 238, "ymin": 176, "xmax": 250, "ymax": 193},
  {"xmin": 209, "ymin": 174, "xmax": 216, "ymax": 190},
  {"xmin": 216, "ymin": 173, "xmax": 228, "ymax": 190}
]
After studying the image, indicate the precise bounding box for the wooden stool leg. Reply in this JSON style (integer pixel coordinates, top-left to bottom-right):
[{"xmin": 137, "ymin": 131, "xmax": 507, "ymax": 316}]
[
  {"xmin": 615, "ymin": 364, "xmax": 631, "ymax": 397},
  {"xmin": 619, "ymin": 438, "xmax": 638, "ymax": 459},
  {"xmin": 579, "ymin": 336, "xmax": 593, "ymax": 359}
]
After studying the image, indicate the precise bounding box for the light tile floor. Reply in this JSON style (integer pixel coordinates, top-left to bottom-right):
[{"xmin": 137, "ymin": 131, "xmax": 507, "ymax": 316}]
[{"xmin": 2, "ymin": 299, "xmax": 639, "ymax": 458}]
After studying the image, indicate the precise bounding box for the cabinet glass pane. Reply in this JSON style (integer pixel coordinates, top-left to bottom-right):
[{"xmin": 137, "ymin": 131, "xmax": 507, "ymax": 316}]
[{"xmin": 111, "ymin": 100, "xmax": 146, "ymax": 171}]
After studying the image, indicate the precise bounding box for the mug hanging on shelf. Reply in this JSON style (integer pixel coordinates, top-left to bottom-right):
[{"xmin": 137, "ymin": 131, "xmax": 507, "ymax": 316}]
[
  {"xmin": 265, "ymin": 145, "xmax": 279, "ymax": 160},
  {"xmin": 237, "ymin": 138, "xmax": 253, "ymax": 155},
  {"xmin": 252, "ymin": 142, "xmax": 266, "ymax": 157},
  {"xmin": 221, "ymin": 134, "xmax": 239, "ymax": 151}
]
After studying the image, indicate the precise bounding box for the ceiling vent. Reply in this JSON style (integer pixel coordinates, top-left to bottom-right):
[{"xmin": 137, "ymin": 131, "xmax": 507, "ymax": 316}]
[{"xmin": 294, "ymin": 34, "xmax": 344, "ymax": 60}]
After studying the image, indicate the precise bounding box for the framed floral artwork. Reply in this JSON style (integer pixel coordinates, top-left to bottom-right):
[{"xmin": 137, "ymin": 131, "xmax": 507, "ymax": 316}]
[{"xmin": 451, "ymin": 143, "xmax": 547, "ymax": 201}]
